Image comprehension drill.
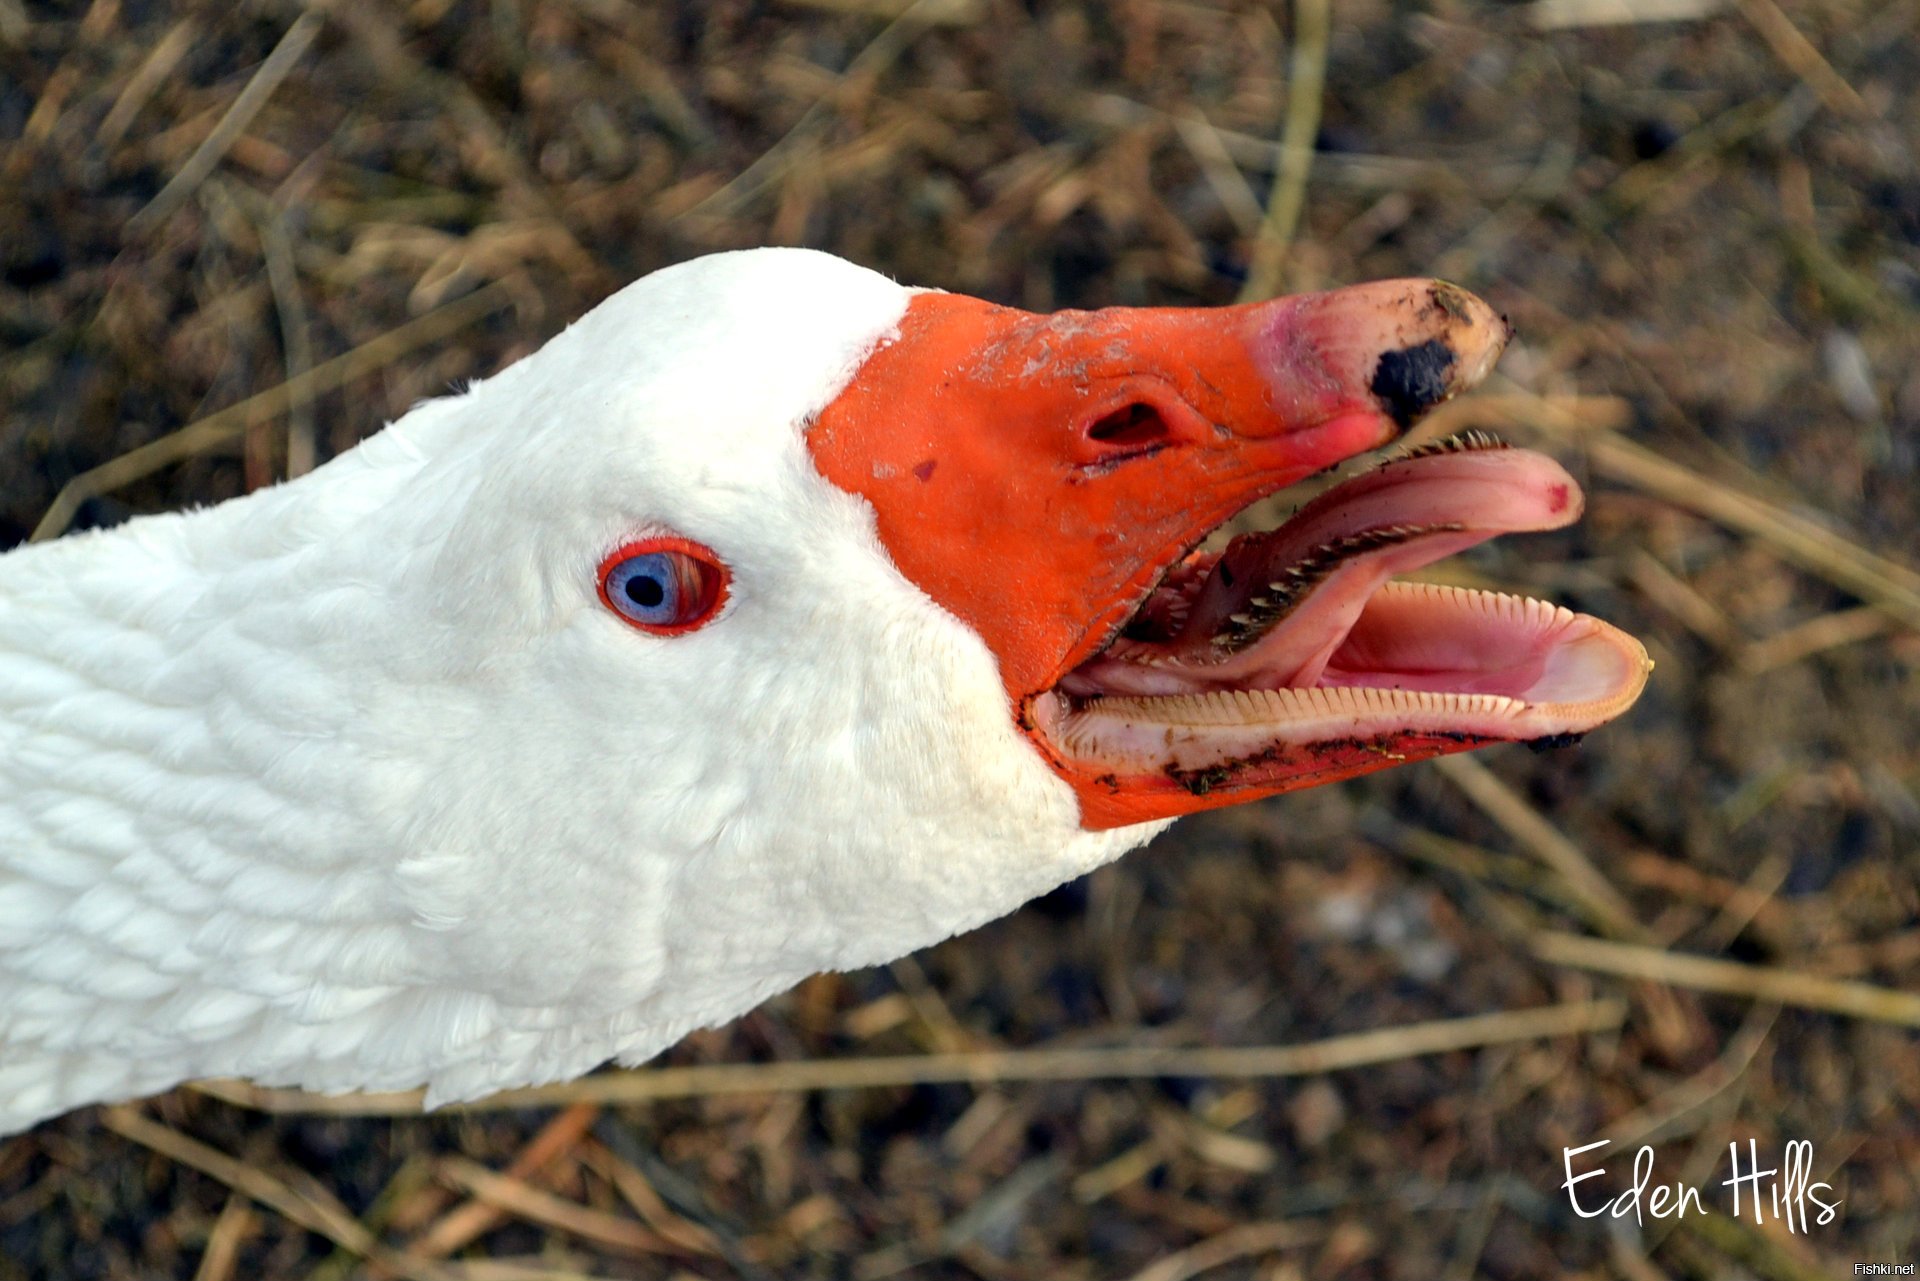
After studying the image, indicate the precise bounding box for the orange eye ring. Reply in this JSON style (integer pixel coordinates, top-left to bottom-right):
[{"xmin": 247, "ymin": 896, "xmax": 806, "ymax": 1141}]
[{"xmin": 597, "ymin": 537, "xmax": 730, "ymax": 636}]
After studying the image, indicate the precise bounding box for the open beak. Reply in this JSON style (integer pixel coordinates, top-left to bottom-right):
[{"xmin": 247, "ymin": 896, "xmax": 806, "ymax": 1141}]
[{"xmin": 809, "ymin": 280, "xmax": 1651, "ymax": 830}]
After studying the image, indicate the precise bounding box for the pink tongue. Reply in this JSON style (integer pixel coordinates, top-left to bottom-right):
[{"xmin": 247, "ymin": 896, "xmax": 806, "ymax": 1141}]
[{"xmin": 1171, "ymin": 447, "xmax": 1585, "ymax": 688}]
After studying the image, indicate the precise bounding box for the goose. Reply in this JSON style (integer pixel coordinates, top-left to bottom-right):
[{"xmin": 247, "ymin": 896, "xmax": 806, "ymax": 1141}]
[{"xmin": 0, "ymin": 248, "xmax": 1649, "ymax": 1136}]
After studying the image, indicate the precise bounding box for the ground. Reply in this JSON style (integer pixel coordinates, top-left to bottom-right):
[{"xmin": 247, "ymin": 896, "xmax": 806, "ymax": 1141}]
[{"xmin": 2, "ymin": 1, "xmax": 1918, "ymax": 1278}]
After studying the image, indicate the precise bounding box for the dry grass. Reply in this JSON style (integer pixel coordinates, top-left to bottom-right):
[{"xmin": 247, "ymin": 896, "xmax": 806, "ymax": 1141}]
[{"xmin": 3, "ymin": 1, "xmax": 1919, "ymax": 1278}]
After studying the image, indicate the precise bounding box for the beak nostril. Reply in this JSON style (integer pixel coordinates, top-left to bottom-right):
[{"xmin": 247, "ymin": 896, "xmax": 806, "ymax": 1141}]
[{"xmin": 1087, "ymin": 402, "xmax": 1172, "ymax": 450}]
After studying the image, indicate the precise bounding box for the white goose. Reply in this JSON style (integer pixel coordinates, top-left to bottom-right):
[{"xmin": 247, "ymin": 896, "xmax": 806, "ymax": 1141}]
[{"xmin": 0, "ymin": 249, "xmax": 1649, "ymax": 1135}]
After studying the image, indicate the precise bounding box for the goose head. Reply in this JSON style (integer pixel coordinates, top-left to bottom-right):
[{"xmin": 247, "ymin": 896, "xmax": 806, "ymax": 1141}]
[{"xmin": 0, "ymin": 248, "xmax": 1648, "ymax": 1129}]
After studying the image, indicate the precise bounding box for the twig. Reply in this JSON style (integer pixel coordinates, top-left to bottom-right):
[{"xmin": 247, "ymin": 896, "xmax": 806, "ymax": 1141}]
[
  {"xmin": 1239, "ymin": 0, "xmax": 1330, "ymax": 302},
  {"xmin": 96, "ymin": 18, "xmax": 201, "ymax": 149},
  {"xmin": 1807, "ymin": 927, "xmax": 1920, "ymax": 981},
  {"xmin": 1365, "ymin": 817, "xmax": 1547, "ymax": 938},
  {"xmin": 1533, "ymin": 931, "xmax": 1920, "ymax": 1027},
  {"xmin": 1620, "ymin": 854, "xmax": 1789, "ymax": 933},
  {"xmin": 100, "ymin": 1107, "xmax": 455, "ymax": 1281},
  {"xmin": 1431, "ymin": 141, "xmax": 1579, "ymax": 284},
  {"xmin": 1577, "ymin": 432, "xmax": 1920, "ymax": 633},
  {"xmin": 1625, "ymin": 548, "xmax": 1743, "ymax": 651},
  {"xmin": 302, "ymin": 0, "xmax": 594, "ymax": 284},
  {"xmin": 411, "ymin": 1103, "xmax": 602, "ymax": 1259},
  {"xmin": 1602, "ymin": 95, "xmax": 1781, "ymax": 218},
  {"xmin": 435, "ymin": 1158, "xmax": 687, "ymax": 1257},
  {"xmin": 1072, "ymin": 1138, "xmax": 1167, "ymax": 1204},
  {"xmin": 678, "ymin": 0, "xmax": 956, "ymax": 222},
  {"xmin": 1526, "ymin": 0, "xmax": 1722, "ymax": 28},
  {"xmin": 1073, "ymin": 1091, "xmax": 1272, "ymax": 1208},
  {"xmin": 191, "ymin": 1195, "xmax": 258, "ymax": 1281},
  {"xmin": 5, "ymin": 0, "xmax": 116, "ymax": 180},
  {"xmin": 575, "ymin": 1141, "xmax": 725, "ymax": 1258},
  {"xmin": 260, "ymin": 207, "xmax": 319, "ymax": 478},
  {"xmin": 1603, "ymin": 1003, "xmax": 1778, "ymax": 1149},
  {"xmin": 1123, "ymin": 1220, "xmax": 1317, "ymax": 1281},
  {"xmin": 126, "ymin": 11, "xmax": 325, "ymax": 235},
  {"xmin": 1172, "ymin": 108, "xmax": 1264, "ymax": 238},
  {"xmin": 31, "ymin": 281, "xmax": 515, "ymax": 541},
  {"xmin": 1079, "ymin": 93, "xmax": 1536, "ymax": 199},
  {"xmin": 1781, "ymin": 223, "xmax": 1913, "ymax": 321},
  {"xmin": 305, "ymin": 1155, "xmax": 436, "ymax": 1281},
  {"xmin": 774, "ymin": 0, "xmax": 981, "ymax": 19},
  {"xmin": 434, "ymin": 1263, "xmax": 605, "ymax": 1281},
  {"xmin": 1413, "ymin": 390, "xmax": 1635, "ymax": 442},
  {"xmin": 1431, "ymin": 754, "xmax": 1647, "ymax": 941},
  {"xmin": 189, "ymin": 999, "xmax": 1626, "ymax": 1117},
  {"xmin": 1730, "ymin": 0, "xmax": 1872, "ymax": 118},
  {"xmin": 938, "ymin": 1154, "xmax": 1064, "ymax": 1254},
  {"xmin": 1696, "ymin": 848, "xmax": 1789, "ymax": 953}
]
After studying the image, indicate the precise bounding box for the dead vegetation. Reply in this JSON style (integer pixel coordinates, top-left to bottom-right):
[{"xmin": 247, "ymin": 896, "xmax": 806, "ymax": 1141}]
[{"xmin": 2, "ymin": 0, "xmax": 1918, "ymax": 1277}]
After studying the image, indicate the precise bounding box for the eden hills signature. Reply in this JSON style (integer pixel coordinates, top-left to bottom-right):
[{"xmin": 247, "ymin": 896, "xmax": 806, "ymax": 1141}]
[{"xmin": 1562, "ymin": 1139, "xmax": 1842, "ymax": 1232}]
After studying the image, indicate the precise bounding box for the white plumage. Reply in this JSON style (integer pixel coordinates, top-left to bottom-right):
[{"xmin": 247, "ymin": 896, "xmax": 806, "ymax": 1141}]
[{"xmin": 0, "ymin": 250, "xmax": 1149, "ymax": 1133}]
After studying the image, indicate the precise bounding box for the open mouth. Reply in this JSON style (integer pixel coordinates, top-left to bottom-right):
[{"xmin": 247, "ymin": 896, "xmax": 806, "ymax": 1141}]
[
  {"xmin": 1029, "ymin": 431, "xmax": 1652, "ymax": 801},
  {"xmin": 806, "ymin": 271, "xmax": 1651, "ymax": 828}
]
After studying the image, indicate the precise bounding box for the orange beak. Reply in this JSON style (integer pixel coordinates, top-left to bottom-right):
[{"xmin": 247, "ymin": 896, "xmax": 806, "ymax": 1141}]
[{"xmin": 810, "ymin": 281, "xmax": 1650, "ymax": 829}]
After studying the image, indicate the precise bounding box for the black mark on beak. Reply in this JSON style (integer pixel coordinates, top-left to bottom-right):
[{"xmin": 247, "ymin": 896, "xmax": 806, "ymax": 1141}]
[{"xmin": 1370, "ymin": 339, "xmax": 1457, "ymax": 431}]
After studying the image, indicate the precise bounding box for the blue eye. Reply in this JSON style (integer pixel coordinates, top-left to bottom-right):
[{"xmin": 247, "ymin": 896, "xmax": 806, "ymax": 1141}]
[{"xmin": 597, "ymin": 539, "xmax": 728, "ymax": 635}]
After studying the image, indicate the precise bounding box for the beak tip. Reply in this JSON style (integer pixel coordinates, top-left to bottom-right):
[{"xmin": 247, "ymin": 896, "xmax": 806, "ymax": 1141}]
[
  {"xmin": 1427, "ymin": 278, "xmax": 1511, "ymax": 382},
  {"xmin": 1368, "ymin": 280, "xmax": 1509, "ymax": 429},
  {"xmin": 1283, "ymin": 278, "xmax": 1510, "ymax": 436}
]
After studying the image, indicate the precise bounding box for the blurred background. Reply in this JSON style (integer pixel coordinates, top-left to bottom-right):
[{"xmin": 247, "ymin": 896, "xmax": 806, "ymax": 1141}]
[{"xmin": 2, "ymin": 0, "xmax": 1918, "ymax": 1277}]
